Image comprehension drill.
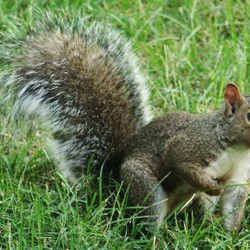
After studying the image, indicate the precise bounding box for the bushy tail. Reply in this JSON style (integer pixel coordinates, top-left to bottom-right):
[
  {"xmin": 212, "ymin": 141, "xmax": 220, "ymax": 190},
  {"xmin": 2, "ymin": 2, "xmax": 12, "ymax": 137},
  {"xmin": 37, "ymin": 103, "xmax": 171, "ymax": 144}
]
[{"xmin": 3, "ymin": 13, "xmax": 152, "ymax": 181}]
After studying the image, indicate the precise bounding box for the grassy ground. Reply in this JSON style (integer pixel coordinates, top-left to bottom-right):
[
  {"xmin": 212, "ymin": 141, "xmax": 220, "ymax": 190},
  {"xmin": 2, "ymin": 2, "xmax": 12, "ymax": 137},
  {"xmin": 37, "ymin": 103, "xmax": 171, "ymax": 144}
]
[{"xmin": 0, "ymin": 0, "xmax": 250, "ymax": 249}]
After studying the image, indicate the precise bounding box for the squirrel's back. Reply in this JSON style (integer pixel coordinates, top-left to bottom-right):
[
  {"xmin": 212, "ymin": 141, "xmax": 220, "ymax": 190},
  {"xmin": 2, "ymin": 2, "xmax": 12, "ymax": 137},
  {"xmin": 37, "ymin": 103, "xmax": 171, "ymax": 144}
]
[{"xmin": 6, "ymin": 17, "xmax": 152, "ymax": 181}]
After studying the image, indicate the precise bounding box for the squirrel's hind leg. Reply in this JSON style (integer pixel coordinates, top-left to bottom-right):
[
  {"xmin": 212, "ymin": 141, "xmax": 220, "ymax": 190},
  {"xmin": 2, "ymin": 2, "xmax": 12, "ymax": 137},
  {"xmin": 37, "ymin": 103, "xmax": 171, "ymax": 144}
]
[
  {"xmin": 120, "ymin": 157, "xmax": 169, "ymax": 229},
  {"xmin": 220, "ymin": 184, "xmax": 249, "ymax": 232}
]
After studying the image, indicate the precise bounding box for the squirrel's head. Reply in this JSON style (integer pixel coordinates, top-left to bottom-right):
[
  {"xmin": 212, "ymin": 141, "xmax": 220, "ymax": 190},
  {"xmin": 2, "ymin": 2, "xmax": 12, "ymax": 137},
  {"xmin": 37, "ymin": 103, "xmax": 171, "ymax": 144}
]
[{"xmin": 224, "ymin": 83, "xmax": 250, "ymax": 146}]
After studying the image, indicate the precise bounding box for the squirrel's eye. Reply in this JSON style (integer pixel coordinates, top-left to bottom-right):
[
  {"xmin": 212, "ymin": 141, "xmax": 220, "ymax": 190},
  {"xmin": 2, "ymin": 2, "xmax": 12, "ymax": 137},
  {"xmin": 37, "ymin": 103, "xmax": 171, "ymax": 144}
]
[{"xmin": 247, "ymin": 112, "xmax": 250, "ymax": 122}]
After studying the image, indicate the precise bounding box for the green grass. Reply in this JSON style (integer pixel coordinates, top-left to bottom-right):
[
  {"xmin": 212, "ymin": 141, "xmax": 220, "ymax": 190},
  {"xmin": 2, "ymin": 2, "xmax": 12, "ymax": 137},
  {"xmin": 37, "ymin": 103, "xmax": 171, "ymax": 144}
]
[{"xmin": 0, "ymin": 0, "xmax": 250, "ymax": 249}]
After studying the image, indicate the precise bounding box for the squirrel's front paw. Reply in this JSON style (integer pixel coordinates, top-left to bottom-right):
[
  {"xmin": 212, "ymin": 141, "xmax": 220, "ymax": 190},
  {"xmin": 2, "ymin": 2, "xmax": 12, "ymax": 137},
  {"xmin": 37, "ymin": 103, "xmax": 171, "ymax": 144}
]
[{"xmin": 205, "ymin": 180, "xmax": 222, "ymax": 196}]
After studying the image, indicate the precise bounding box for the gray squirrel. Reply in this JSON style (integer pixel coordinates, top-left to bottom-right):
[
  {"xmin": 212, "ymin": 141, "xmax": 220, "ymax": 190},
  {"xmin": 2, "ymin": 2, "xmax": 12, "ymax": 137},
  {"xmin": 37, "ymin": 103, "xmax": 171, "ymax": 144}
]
[{"xmin": 4, "ymin": 15, "xmax": 250, "ymax": 233}]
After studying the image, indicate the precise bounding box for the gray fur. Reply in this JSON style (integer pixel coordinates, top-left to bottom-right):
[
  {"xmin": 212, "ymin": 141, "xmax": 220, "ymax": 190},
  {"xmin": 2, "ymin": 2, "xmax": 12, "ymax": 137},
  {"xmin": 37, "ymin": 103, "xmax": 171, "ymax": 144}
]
[
  {"xmin": 4, "ymin": 15, "xmax": 152, "ymax": 182},
  {"xmin": 121, "ymin": 85, "xmax": 250, "ymax": 232}
]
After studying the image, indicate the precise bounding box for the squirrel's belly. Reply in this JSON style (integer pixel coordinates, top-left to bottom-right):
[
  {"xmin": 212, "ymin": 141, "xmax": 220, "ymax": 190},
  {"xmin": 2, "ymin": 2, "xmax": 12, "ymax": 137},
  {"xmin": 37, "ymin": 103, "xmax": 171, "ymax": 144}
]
[{"xmin": 204, "ymin": 146, "xmax": 250, "ymax": 184}]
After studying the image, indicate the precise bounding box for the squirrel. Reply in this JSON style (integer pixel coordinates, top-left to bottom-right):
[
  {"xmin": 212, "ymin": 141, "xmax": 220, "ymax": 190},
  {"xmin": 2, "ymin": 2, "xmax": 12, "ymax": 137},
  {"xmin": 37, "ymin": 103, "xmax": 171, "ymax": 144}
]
[{"xmin": 3, "ymin": 15, "xmax": 250, "ymax": 233}]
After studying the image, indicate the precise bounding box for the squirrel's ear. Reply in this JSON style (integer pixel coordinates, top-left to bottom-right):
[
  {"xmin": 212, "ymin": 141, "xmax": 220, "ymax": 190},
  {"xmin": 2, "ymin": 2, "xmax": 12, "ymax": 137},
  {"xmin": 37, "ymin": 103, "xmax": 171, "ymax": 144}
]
[{"xmin": 224, "ymin": 83, "xmax": 243, "ymax": 117}]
